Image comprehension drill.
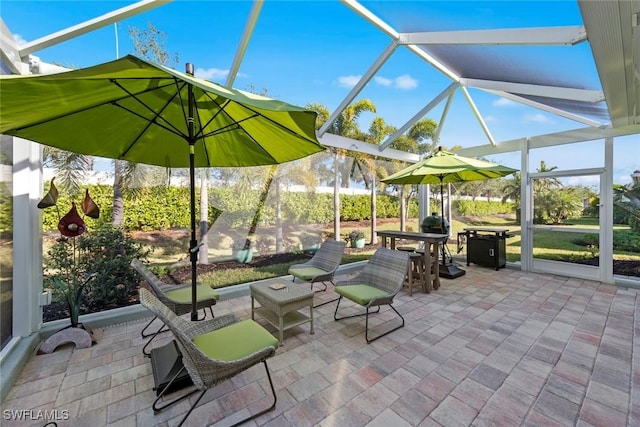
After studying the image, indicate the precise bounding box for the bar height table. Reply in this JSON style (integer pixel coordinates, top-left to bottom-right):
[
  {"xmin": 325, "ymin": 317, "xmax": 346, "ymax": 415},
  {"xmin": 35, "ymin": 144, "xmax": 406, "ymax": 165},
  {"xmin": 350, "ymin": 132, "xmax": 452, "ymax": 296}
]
[{"xmin": 376, "ymin": 230, "xmax": 448, "ymax": 292}]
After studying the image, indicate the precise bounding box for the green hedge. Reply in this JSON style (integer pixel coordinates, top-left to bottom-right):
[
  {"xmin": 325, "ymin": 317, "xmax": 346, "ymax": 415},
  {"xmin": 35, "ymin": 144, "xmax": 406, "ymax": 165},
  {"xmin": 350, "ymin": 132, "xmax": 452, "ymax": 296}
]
[
  {"xmin": 41, "ymin": 185, "xmax": 411, "ymax": 231},
  {"xmin": 454, "ymin": 199, "xmax": 514, "ymax": 216},
  {"xmin": 39, "ymin": 184, "xmax": 515, "ymax": 232}
]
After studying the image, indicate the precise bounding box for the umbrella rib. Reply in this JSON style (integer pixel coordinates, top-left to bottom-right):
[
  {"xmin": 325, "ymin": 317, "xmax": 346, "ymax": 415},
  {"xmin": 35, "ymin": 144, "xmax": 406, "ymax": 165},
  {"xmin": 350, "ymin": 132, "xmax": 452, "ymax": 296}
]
[
  {"xmin": 235, "ymin": 103, "xmax": 315, "ymax": 141},
  {"xmin": 111, "ymin": 78, "xmax": 188, "ymax": 139},
  {"xmin": 7, "ymin": 77, "xmax": 178, "ymax": 133},
  {"xmin": 193, "ymin": 95, "xmax": 230, "ymax": 140}
]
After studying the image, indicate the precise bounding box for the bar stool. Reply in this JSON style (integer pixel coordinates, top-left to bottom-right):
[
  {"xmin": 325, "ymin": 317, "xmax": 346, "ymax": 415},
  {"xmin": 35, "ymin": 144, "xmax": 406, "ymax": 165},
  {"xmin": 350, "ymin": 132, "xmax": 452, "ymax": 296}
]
[
  {"xmin": 407, "ymin": 252, "xmax": 425, "ymax": 296},
  {"xmin": 416, "ymin": 246, "xmax": 438, "ymax": 292},
  {"xmin": 396, "ymin": 246, "xmax": 420, "ymax": 295}
]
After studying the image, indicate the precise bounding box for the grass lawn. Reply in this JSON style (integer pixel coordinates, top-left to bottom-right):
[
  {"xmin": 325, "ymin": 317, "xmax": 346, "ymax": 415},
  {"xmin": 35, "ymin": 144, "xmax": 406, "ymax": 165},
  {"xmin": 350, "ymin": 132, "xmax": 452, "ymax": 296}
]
[{"xmin": 128, "ymin": 214, "xmax": 640, "ymax": 288}]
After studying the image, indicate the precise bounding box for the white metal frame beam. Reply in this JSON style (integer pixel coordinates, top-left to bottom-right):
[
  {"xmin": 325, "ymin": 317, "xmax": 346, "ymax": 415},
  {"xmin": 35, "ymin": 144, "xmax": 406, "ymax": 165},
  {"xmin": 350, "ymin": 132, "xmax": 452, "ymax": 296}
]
[
  {"xmin": 461, "ymin": 78, "xmax": 604, "ymax": 103},
  {"xmin": 225, "ymin": 0, "xmax": 262, "ymax": 86},
  {"xmin": 482, "ymin": 89, "xmax": 604, "ymax": 128},
  {"xmin": 320, "ymin": 132, "xmax": 420, "ymax": 163},
  {"xmin": 318, "ymin": 40, "xmax": 399, "ymax": 136},
  {"xmin": 18, "ymin": 0, "xmax": 171, "ymax": 58},
  {"xmin": 398, "ymin": 26, "xmax": 587, "ymax": 46},
  {"xmin": 461, "ymin": 87, "xmax": 496, "ymax": 146},
  {"xmin": 379, "ymin": 82, "xmax": 459, "ymax": 150},
  {"xmin": 456, "ymin": 123, "xmax": 640, "ymax": 158}
]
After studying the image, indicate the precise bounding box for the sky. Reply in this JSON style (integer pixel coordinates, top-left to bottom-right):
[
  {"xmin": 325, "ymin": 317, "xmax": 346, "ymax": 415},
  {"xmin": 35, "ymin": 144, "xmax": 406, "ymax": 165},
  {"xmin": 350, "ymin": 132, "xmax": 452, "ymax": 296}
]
[{"xmin": 1, "ymin": 0, "xmax": 638, "ymax": 185}]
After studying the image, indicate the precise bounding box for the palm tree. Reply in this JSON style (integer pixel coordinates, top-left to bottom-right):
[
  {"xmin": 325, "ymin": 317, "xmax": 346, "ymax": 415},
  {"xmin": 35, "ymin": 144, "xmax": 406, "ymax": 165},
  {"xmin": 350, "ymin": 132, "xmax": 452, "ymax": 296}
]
[
  {"xmin": 121, "ymin": 23, "xmax": 179, "ymax": 230},
  {"xmin": 381, "ymin": 119, "xmax": 438, "ymax": 230},
  {"xmin": 42, "ymin": 147, "xmax": 93, "ymax": 196},
  {"xmin": 614, "ymin": 182, "xmax": 640, "ymax": 232},
  {"xmin": 501, "ymin": 172, "xmax": 522, "ymax": 222},
  {"xmin": 307, "ymin": 100, "xmax": 375, "ymax": 241},
  {"xmin": 362, "ymin": 116, "xmax": 396, "ymax": 244}
]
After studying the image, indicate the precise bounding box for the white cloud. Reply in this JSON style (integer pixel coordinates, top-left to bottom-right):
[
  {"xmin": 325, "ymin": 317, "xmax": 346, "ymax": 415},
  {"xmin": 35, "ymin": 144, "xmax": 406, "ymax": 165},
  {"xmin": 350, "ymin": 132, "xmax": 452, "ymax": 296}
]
[
  {"xmin": 374, "ymin": 76, "xmax": 392, "ymax": 86},
  {"xmin": 394, "ymin": 74, "xmax": 418, "ymax": 90},
  {"xmin": 493, "ymin": 98, "xmax": 517, "ymax": 107},
  {"xmin": 373, "ymin": 74, "xmax": 418, "ymax": 89},
  {"xmin": 195, "ymin": 67, "xmax": 248, "ymax": 81},
  {"xmin": 484, "ymin": 115, "xmax": 499, "ymax": 123},
  {"xmin": 12, "ymin": 33, "xmax": 27, "ymax": 46},
  {"xmin": 523, "ymin": 113, "xmax": 553, "ymax": 124},
  {"xmin": 338, "ymin": 75, "xmax": 361, "ymax": 88},
  {"xmin": 565, "ymin": 175, "xmax": 599, "ymax": 187}
]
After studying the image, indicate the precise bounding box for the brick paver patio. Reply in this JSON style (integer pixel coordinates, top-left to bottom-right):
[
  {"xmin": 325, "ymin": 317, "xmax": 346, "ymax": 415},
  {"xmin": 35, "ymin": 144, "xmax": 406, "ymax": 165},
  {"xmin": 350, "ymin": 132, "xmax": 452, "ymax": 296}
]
[{"xmin": 2, "ymin": 264, "xmax": 639, "ymax": 426}]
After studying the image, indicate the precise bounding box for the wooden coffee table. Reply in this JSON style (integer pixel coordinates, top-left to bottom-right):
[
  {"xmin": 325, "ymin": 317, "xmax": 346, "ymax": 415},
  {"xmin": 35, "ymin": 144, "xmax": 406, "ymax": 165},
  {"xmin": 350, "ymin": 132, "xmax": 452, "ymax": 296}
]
[{"xmin": 250, "ymin": 282, "xmax": 314, "ymax": 343}]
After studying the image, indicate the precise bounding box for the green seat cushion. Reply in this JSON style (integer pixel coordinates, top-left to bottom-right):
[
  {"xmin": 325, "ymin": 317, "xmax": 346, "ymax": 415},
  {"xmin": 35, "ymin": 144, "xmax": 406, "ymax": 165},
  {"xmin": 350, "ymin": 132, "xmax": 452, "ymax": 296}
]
[
  {"xmin": 289, "ymin": 266, "xmax": 328, "ymax": 280},
  {"xmin": 166, "ymin": 285, "xmax": 219, "ymax": 304},
  {"xmin": 192, "ymin": 319, "xmax": 279, "ymax": 361},
  {"xmin": 335, "ymin": 284, "xmax": 390, "ymax": 306}
]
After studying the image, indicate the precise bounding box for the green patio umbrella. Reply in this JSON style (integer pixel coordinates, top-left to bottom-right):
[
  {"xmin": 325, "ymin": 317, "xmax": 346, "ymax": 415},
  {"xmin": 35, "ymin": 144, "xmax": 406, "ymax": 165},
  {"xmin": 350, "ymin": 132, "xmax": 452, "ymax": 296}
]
[
  {"xmin": 382, "ymin": 147, "xmax": 517, "ymax": 277},
  {"xmin": 0, "ymin": 54, "xmax": 325, "ymax": 319}
]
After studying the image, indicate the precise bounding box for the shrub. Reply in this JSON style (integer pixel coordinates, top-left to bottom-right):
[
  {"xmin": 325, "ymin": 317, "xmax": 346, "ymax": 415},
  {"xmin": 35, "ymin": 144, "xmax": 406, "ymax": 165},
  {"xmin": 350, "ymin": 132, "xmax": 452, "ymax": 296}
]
[{"xmin": 45, "ymin": 224, "xmax": 151, "ymax": 306}]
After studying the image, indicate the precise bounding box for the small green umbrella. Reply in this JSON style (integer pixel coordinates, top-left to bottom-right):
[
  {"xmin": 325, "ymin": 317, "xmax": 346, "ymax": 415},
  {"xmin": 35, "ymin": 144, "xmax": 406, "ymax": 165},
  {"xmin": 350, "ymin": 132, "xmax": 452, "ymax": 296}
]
[
  {"xmin": 383, "ymin": 147, "xmax": 518, "ymax": 219},
  {"xmin": 382, "ymin": 147, "xmax": 518, "ymax": 186},
  {"xmin": 0, "ymin": 55, "xmax": 325, "ymax": 319},
  {"xmin": 382, "ymin": 147, "xmax": 517, "ymax": 276}
]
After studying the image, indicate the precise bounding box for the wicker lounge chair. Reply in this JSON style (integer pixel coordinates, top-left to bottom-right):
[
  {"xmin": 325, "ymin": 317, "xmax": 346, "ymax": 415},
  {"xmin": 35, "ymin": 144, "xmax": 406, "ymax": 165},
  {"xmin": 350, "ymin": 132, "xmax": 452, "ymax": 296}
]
[
  {"xmin": 288, "ymin": 239, "xmax": 346, "ymax": 291},
  {"xmin": 139, "ymin": 288, "xmax": 279, "ymax": 427},
  {"xmin": 131, "ymin": 259, "xmax": 220, "ymax": 356},
  {"xmin": 333, "ymin": 247, "xmax": 410, "ymax": 343}
]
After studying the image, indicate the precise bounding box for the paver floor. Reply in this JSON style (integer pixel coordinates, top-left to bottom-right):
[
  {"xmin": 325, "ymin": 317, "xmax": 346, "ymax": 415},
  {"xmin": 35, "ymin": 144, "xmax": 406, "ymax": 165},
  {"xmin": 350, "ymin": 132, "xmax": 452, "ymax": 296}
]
[{"xmin": 2, "ymin": 264, "xmax": 639, "ymax": 426}]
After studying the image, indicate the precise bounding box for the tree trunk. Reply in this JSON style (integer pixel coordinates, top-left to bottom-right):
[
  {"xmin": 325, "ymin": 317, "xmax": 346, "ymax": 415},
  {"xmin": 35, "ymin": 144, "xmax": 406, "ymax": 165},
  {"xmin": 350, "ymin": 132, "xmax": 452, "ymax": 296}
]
[
  {"xmin": 370, "ymin": 173, "xmax": 377, "ymax": 244},
  {"xmin": 400, "ymin": 186, "xmax": 406, "ymax": 231},
  {"xmin": 250, "ymin": 165, "xmax": 277, "ymax": 251},
  {"xmin": 275, "ymin": 177, "xmax": 283, "ymax": 253},
  {"xmin": 198, "ymin": 175, "xmax": 209, "ymax": 264},
  {"xmin": 333, "ymin": 151, "xmax": 341, "ymax": 241},
  {"xmin": 112, "ymin": 160, "xmax": 125, "ymax": 226}
]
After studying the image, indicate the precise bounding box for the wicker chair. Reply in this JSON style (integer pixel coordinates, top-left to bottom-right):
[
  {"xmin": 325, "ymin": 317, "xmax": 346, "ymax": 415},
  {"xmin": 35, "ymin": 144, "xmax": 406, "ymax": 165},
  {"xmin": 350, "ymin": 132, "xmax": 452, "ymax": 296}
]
[
  {"xmin": 139, "ymin": 289, "xmax": 279, "ymax": 427},
  {"xmin": 333, "ymin": 247, "xmax": 410, "ymax": 343},
  {"xmin": 131, "ymin": 259, "xmax": 220, "ymax": 356},
  {"xmin": 288, "ymin": 239, "xmax": 346, "ymax": 291}
]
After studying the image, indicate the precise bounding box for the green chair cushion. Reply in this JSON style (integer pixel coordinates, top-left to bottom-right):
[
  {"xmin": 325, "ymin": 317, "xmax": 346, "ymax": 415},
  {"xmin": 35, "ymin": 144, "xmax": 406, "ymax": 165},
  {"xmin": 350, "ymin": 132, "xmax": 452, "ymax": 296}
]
[
  {"xmin": 335, "ymin": 284, "xmax": 390, "ymax": 306},
  {"xmin": 166, "ymin": 285, "xmax": 220, "ymax": 304},
  {"xmin": 289, "ymin": 266, "xmax": 328, "ymax": 280},
  {"xmin": 192, "ymin": 319, "xmax": 279, "ymax": 362}
]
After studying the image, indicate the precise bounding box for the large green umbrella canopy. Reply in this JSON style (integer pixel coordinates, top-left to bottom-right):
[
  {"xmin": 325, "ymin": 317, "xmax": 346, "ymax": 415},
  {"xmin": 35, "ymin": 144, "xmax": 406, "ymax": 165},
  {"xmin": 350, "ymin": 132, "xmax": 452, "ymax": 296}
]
[
  {"xmin": 0, "ymin": 54, "xmax": 325, "ymax": 319},
  {"xmin": 0, "ymin": 55, "xmax": 323, "ymax": 167}
]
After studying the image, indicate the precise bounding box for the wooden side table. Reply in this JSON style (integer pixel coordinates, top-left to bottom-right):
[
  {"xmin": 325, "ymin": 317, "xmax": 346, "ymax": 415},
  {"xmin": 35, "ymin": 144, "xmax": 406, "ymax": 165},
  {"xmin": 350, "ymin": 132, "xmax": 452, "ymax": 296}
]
[{"xmin": 250, "ymin": 282, "xmax": 315, "ymax": 343}]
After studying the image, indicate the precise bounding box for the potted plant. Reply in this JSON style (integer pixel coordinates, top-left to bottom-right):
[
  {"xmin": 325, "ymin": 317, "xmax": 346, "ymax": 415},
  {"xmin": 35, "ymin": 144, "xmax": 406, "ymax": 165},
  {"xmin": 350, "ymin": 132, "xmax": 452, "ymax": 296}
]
[
  {"xmin": 300, "ymin": 233, "xmax": 320, "ymax": 254},
  {"xmin": 348, "ymin": 229, "xmax": 366, "ymax": 248},
  {"xmin": 232, "ymin": 236, "xmax": 253, "ymax": 263}
]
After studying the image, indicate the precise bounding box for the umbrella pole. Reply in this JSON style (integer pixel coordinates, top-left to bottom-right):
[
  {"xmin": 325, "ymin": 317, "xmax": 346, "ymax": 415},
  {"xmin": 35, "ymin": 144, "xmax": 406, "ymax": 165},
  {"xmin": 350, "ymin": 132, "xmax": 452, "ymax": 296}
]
[
  {"xmin": 439, "ymin": 181, "xmax": 447, "ymax": 266},
  {"xmin": 438, "ymin": 177, "xmax": 466, "ymax": 279},
  {"xmin": 187, "ymin": 63, "xmax": 199, "ymax": 321}
]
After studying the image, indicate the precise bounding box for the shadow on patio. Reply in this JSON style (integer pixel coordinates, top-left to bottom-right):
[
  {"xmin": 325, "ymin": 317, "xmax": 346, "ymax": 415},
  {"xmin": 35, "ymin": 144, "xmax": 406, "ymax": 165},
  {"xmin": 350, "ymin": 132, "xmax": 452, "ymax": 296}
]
[{"xmin": 3, "ymin": 264, "xmax": 639, "ymax": 427}]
